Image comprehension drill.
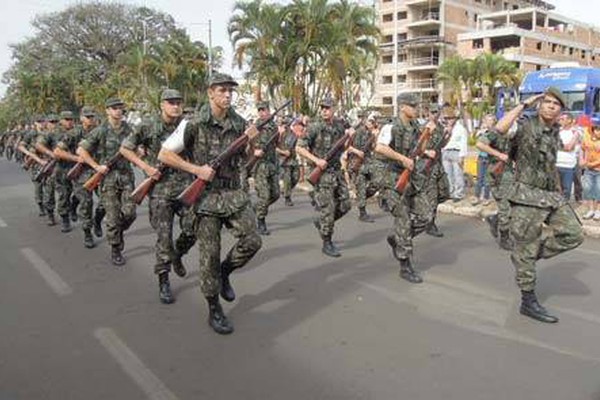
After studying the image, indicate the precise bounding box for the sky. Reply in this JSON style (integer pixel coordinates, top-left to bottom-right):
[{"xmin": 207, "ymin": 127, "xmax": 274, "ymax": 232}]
[{"xmin": 0, "ymin": 0, "xmax": 599, "ymax": 96}]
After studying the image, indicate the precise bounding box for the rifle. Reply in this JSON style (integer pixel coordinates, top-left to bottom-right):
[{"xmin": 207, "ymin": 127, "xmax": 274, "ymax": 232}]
[
  {"xmin": 83, "ymin": 152, "xmax": 123, "ymax": 191},
  {"xmin": 177, "ymin": 99, "xmax": 291, "ymax": 206},
  {"xmin": 348, "ymin": 132, "xmax": 376, "ymax": 174},
  {"xmin": 394, "ymin": 125, "xmax": 435, "ymax": 193},
  {"xmin": 245, "ymin": 124, "xmax": 281, "ymax": 172},
  {"xmin": 23, "ymin": 156, "xmax": 36, "ymax": 171},
  {"xmin": 33, "ymin": 158, "xmax": 57, "ymax": 182},
  {"xmin": 67, "ymin": 162, "xmax": 87, "ymax": 181},
  {"xmin": 307, "ymin": 129, "xmax": 352, "ymax": 186},
  {"xmin": 489, "ymin": 160, "xmax": 506, "ymax": 182},
  {"xmin": 130, "ymin": 163, "xmax": 166, "ymax": 205}
]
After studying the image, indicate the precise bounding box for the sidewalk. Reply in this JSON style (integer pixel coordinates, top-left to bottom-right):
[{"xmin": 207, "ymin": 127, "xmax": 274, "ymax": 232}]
[{"xmin": 295, "ymin": 181, "xmax": 600, "ymax": 239}]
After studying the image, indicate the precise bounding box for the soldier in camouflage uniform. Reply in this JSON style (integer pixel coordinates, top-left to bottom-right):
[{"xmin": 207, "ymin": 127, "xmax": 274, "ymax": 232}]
[
  {"xmin": 374, "ymin": 93, "xmax": 438, "ymax": 283},
  {"xmin": 494, "ymin": 88, "xmax": 584, "ymax": 323},
  {"xmin": 35, "ymin": 114, "xmax": 60, "ymax": 226},
  {"xmin": 18, "ymin": 116, "xmax": 48, "ymax": 217},
  {"xmin": 297, "ymin": 97, "xmax": 353, "ymax": 258},
  {"xmin": 121, "ymin": 89, "xmax": 197, "ymax": 304},
  {"xmin": 78, "ymin": 98, "xmax": 137, "ymax": 266},
  {"xmin": 251, "ymin": 101, "xmax": 281, "ymax": 235},
  {"xmin": 476, "ymin": 122, "xmax": 515, "ymax": 250},
  {"xmin": 423, "ymin": 106, "xmax": 451, "ymax": 238},
  {"xmin": 54, "ymin": 107, "xmax": 101, "ymax": 248},
  {"xmin": 347, "ymin": 114, "xmax": 380, "ymax": 223},
  {"xmin": 277, "ymin": 117, "xmax": 301, "ymax": 206},
  {"xmin": 159, "ymin": 73, "xmax": 262, "ymax": 335}
]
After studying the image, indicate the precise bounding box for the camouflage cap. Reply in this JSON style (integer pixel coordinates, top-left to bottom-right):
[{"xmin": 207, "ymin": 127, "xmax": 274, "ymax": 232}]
[
  {"xmin": 320, "ymin": 97, "xmax": 336, "ymax": 108},
  {"xmin": 60, "ymin": 111, "xmax": 74, "ymax": 120},
  {"xmin": 397, "ymin": 93, "xmax": 418, "ymax": 107},
  {"xmin": 46, "ymin": 114, "xmax": 60, "ymax": 123},
  {"xmin": 256, "ymin": 101, "xmax": 270, "ymax": 110},
  {"xmin": 81, "ymin": 106, "xmax": 96, "ymax": 117},
  {"xmin": 544, "ymin": 86, "xmax": 567, "ymax": 109},
  {"xmin": 183, "ymin": 106, "xmax": 195, "ymax": 114},
  {"xmin": 34, "ymin": 114, "xmax": 46, "ymax": 123},
  {"xmin": 208, "ymin": 73, "xmax": 238, "ymax": 87},
  {"xmin": 105, "ymin": 97, "xmax": 125, "ymax": 108},
  {"xmin": 160, "ymin": 89, "xmax": 183, "ymax": 101}
]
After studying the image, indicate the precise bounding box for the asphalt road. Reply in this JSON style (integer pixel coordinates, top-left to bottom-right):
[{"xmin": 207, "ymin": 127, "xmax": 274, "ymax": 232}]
[{"xmin": 1, "ymin": 157, "xmax": 600, "ymax": 400}]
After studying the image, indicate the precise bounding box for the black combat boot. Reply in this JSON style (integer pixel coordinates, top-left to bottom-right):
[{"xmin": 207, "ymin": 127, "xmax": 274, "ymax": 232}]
[
  {"xmin": 60, "ymin": 215, "xmax": 72, "ymax": 233},
  {"xmin": 425, "ymin": 219, "xmax": 444, "ymax": 238},
  {"xmin": 520, "ymin": 290, "xmax": 558, "ymax": 323},
  {"xmin": 111, "ymin": 245, "xmax": 125, "ymax": 266},
  {"xmin": 38, "ymin": 203, "xmax": 46, "ymax": 217},
  {"xmin": 498, "ymin": 229, "xmax": 513, "ymax": 251},
  {"xmin": 47, "ymin": 213, "xmax": 56, "ymax": 226},
  {"xmin": 172, "ymin": 254, "xmax": 187, "ymax": 278},
  {"xmin": 485, "ymin": 214, "xmax": 498, "ymax": 238},
  {"xmin": 220, "ymin": 261, "xmax": 236, "ymax": 302},
  {"xmin": 256, "ymin": 218, "xmax": 270, "ymax": 236},
  {"xmin": 399, "ymin": 258, "xmax": 423, "ymax": 284},
  {"xmin": 93, "ymin": 210, "xmax": 104, "ymax": 237},
  {"xmin": 158, "ymin": 272, "xmax": 175, "ymax": 304},
  {"xmin": 83, "ymin": 229, "xmax": 94, "ymax": 249},
  {"xmin": 358, "ymin": 207, "xmax": 375, "ymax": 223},
  {"xmin": 285, "ymin": 197, "xmax": 294, "ymax": 206},
  {"xmin": 322, "ymin": 237, "xmax": 341, "ymax": 257},
  {"xmin": 206, "ymin": 295, "xmax": 234, "ymax": 335}
]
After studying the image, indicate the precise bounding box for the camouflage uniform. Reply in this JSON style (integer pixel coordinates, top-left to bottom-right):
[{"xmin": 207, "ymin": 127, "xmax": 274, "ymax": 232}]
[
  {"xmin": 252, "ymin": 118, "xmax": 280, "ymax": 220},
  {"xmin": 349, "ymin": 125, "xmax": 379, "ymax": 209},
  {"xmin": 279, "ymin": 127, "xmax": 300, "ymax": 199},
  {"xmin": 54, "ymin": 126, "xmax": 77, "ymax": 220},
  {"xmin": 181, "ymin": 104, "xmax": 262, "ymax": 297},
  {"xmin": 79, "ymin": 120, "xmax": 136, "ymax": 250},
  {"xmin": 424, "ymin": 124, "xmax": 451, "ymax": 206},
  {"xmin": 36, "ymin": 127, "xmax": 59, "ymax": 216},
  {"xmin": 507, "ymin": 115, "xmax": 584, "ymax": 291},
  {"xmin": 383, "ymin": 118, "xmax": 434, "ymax": 260},
  {"xmin": 298, "ymin": 117, "xmax": 351, "ymax": 239},
  {"xmin": 21, "ymin": 129, "xmax": 46, "ymax": 210},
  {"xmin": 122, "ymin": 115, "xmax": 196, "ymax": 275},
  {"xmin": 480, "ymin": 128, "xmax": 515, "ymax": 234}
]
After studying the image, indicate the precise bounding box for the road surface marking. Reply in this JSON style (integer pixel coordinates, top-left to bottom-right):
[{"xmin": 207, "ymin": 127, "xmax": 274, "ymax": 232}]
[
  {"xmin": 94, "ymin": 328, "xmax": 179, "ymax": 400},
  {"xmin": 0, "ymin": 217, "xmax": 7, "ymax": 227},
  {"xmin": 20, "ymin": 247, "xmax": 72, "ymax": 296}
]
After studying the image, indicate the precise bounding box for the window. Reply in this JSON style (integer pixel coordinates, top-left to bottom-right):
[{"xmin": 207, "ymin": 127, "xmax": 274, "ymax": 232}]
[
  {"xmin": 383, "ymin": 34, "xmax": 393, "ymax": 43},
  {"xmin": 474, "ymin": 13, "xmax": 478, "ymax": 22},
  {"xmin": 382, "ymin": 76, "xmax": 393, "ymax": 84},
  {"xmin": 570, "ymin": 47, "xmax": 574, "ymax": 55},
  {"xmin": 397, "ymin": 11, "xmax": 407, "ymax": 20},
  {"xmin": 582, "ymin": 50, "xmax": 587, "ymax": 59},
  {"xmin": 398, "ymin": 75, "xmax": 407, "ymax": 83},
  {"xmin": 552, "ymin": 43, "xmax": 557, "ymax": 53},
  {"xmin": 383, "ymin": 97, "xmax": 393, "ymax": 105},
  {"xmin": 398, "ymin": 33, "xmax": 407, "ymax": 41},
  {"xmin": 593, "ymin": 89, "xmax": 600, "ymax": 113},
  {"xmin": 536, "ymin": 42, "xmax": 542, "ymax": 50},
  {"xmin": 383, "ymin": 13, "xmax": 393, "ymax": 23},
  {"xmin": 382, "ymin": 55, "xmax": 393, "ymax": 64},
  {"xmin": 473, "ymin": 39, "xmax": 484, "ymax": 49}
]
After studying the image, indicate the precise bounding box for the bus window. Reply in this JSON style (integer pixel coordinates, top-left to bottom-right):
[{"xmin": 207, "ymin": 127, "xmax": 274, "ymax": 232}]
[
  {"xmin": 594, "ymin": 89, "xmax": 600, "ymax": 113},
  {"xmin": 564, "ymin": 92, "xmax": 585, "ymax": 111}
]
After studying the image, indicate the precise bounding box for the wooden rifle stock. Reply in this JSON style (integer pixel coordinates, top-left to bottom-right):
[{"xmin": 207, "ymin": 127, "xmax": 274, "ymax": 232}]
[
  {"xmin": 130, "ymin": 164, "xmax": 166, "ymax": 205},
  {"xmin": 307, "ymin": 131, "xmax": 351, "ymax": 186},
  {"xmin": 177, "ymin": 100, "xmax": 291, "ymax": 207},
  {"xmin": 83, "ymin": 152, "xmax": 123, "ymax": 192},
  {"xmin": 348, "ymin": 133, "xmax": 376, "ymax": 174},
  {"xmin": 394, "ymin": 125, "xmax": 434, "ymax": 193},
  {"xmin": 33, "ymin": 159, "xmax": 57, "ymax": 182},
  {"xmin": 245, "ymin": 128, "xmax": 280, "ymax": 172},
  {"xmin": 67, "ymin": 162, "xmax": 86, "ymax": 181}
]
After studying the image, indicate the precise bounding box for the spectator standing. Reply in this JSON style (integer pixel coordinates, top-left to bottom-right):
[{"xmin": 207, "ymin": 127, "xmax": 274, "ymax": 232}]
[
  {"xmin": 441, "ymin": 107, "xmax": 468, "ymax": 202},
  {"xmin": 471, "ymin": 114, "xmax": 495, "ymax": 205},
  {"xmin": 581, "ymin": 119, "xmax": 600, "ymax": 220},
  {"xmin": 556, "ymin": 113, "xmax": 581, "ymax": 200}
]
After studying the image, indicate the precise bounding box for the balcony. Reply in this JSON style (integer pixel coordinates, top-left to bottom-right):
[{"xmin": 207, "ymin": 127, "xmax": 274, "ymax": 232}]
[
  {"xmin": 398, "ymin": 35, "xmax": 445, "ymax": 48},
  {"xmin": 405, "ymin": 56, "xmax": 439, "ymax": 71},
  {"xmin": 407, "ymin": 12, "xmax": 440, "ymax": 28},
  {"xmin": 399, "ymin": 78, "xmax": 438, "ymax": 92},
  {"xmin": 405, "ymin": 0, "xmax": 440, "ymax": 6}
]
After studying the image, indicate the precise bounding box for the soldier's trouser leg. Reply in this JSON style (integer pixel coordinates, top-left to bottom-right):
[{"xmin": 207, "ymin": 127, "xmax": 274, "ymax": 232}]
[
  {"xmin": 410, "ymin": 189, "xmax": 435, "ymax": 237},
  {"xmin": 389, "ymin": 191, "xmax": 413, "ymax": 259},
  {"xmin": 75, "ymin": 183, "xmax": 93, "ymax": 230},
  {"xmin": 314, "ymin": 173, "xmax": 351, "ymax": 238},
  {"xmin": 240, "ymin": 166, "xmax": 250, "ymax": 193},
  {"xmin": 510, "ymin": 204, "xmax": 583, "ymax": 291},
  {"xmin": 149, "ymin": 196, "xmax": 176, "ymax": 274},
  {"xmin": 255, "ymin": 167, "xmax": 280, "ymax": 219},
  {"xmin": 42, "ymin": 176, "xmax": 56, "ymax": 214},
  {"xmin": 356, "ymin": 165, "xmax": 379, "ymax": 209},
  {"xmin": 196, "ymin": 207, "xmax": 262, "ymax": 297},
  {"xmin": 175, "ymin": 204, "xmax": 197, "ymax": 256},
  {"xmin": 55, "ymin": 170, "xmax": 73, "ymax": 217},
  {"xmin": 101, "ymin": 178, "xmax": 136, "ymax": 248},
  {"xmin": 282, "ymin": 165, "xmax": 300, "ymax": 198},
  {"xmin": 32, "ymin": 169, "xmax": 44, "ymax": 207}
]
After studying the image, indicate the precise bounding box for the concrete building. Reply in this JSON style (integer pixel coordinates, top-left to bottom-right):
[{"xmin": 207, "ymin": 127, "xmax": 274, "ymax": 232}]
[{"xmin": 374, "ymin": 0, "xmax": 600, "ymax": 115}]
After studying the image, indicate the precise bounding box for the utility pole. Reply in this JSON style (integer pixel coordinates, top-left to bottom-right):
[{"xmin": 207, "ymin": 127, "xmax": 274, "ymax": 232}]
[{"xmin": 208, "ymin": 19, "xmax": 213, "ymax": 79}]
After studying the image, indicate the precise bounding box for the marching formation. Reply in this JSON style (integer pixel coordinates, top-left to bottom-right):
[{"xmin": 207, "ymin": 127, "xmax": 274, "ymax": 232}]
[{"xmin": 0, "ymin": 73, "xmax": 585, "ymax": 334}]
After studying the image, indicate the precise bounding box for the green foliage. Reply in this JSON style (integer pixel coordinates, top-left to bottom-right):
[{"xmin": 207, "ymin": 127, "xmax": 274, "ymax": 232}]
[
  {"xmin": 228, "ymin": 0, "xmax": 379, "ymax": 115},
  {"xmin": 0, "ymin": 2, "xmax": 220, "ymax": 130}
]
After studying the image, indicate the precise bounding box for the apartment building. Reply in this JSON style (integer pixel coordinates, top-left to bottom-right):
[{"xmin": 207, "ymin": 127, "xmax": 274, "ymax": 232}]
[{"xmin": 374, "ymin": 0, "xmax": 600, "ymax": 115}]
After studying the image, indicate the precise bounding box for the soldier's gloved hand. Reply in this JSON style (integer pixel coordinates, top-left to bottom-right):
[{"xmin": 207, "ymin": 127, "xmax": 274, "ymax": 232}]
[{"xmin": 194, "ymin": 164, "xmax": 215, "ymax": 182}]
